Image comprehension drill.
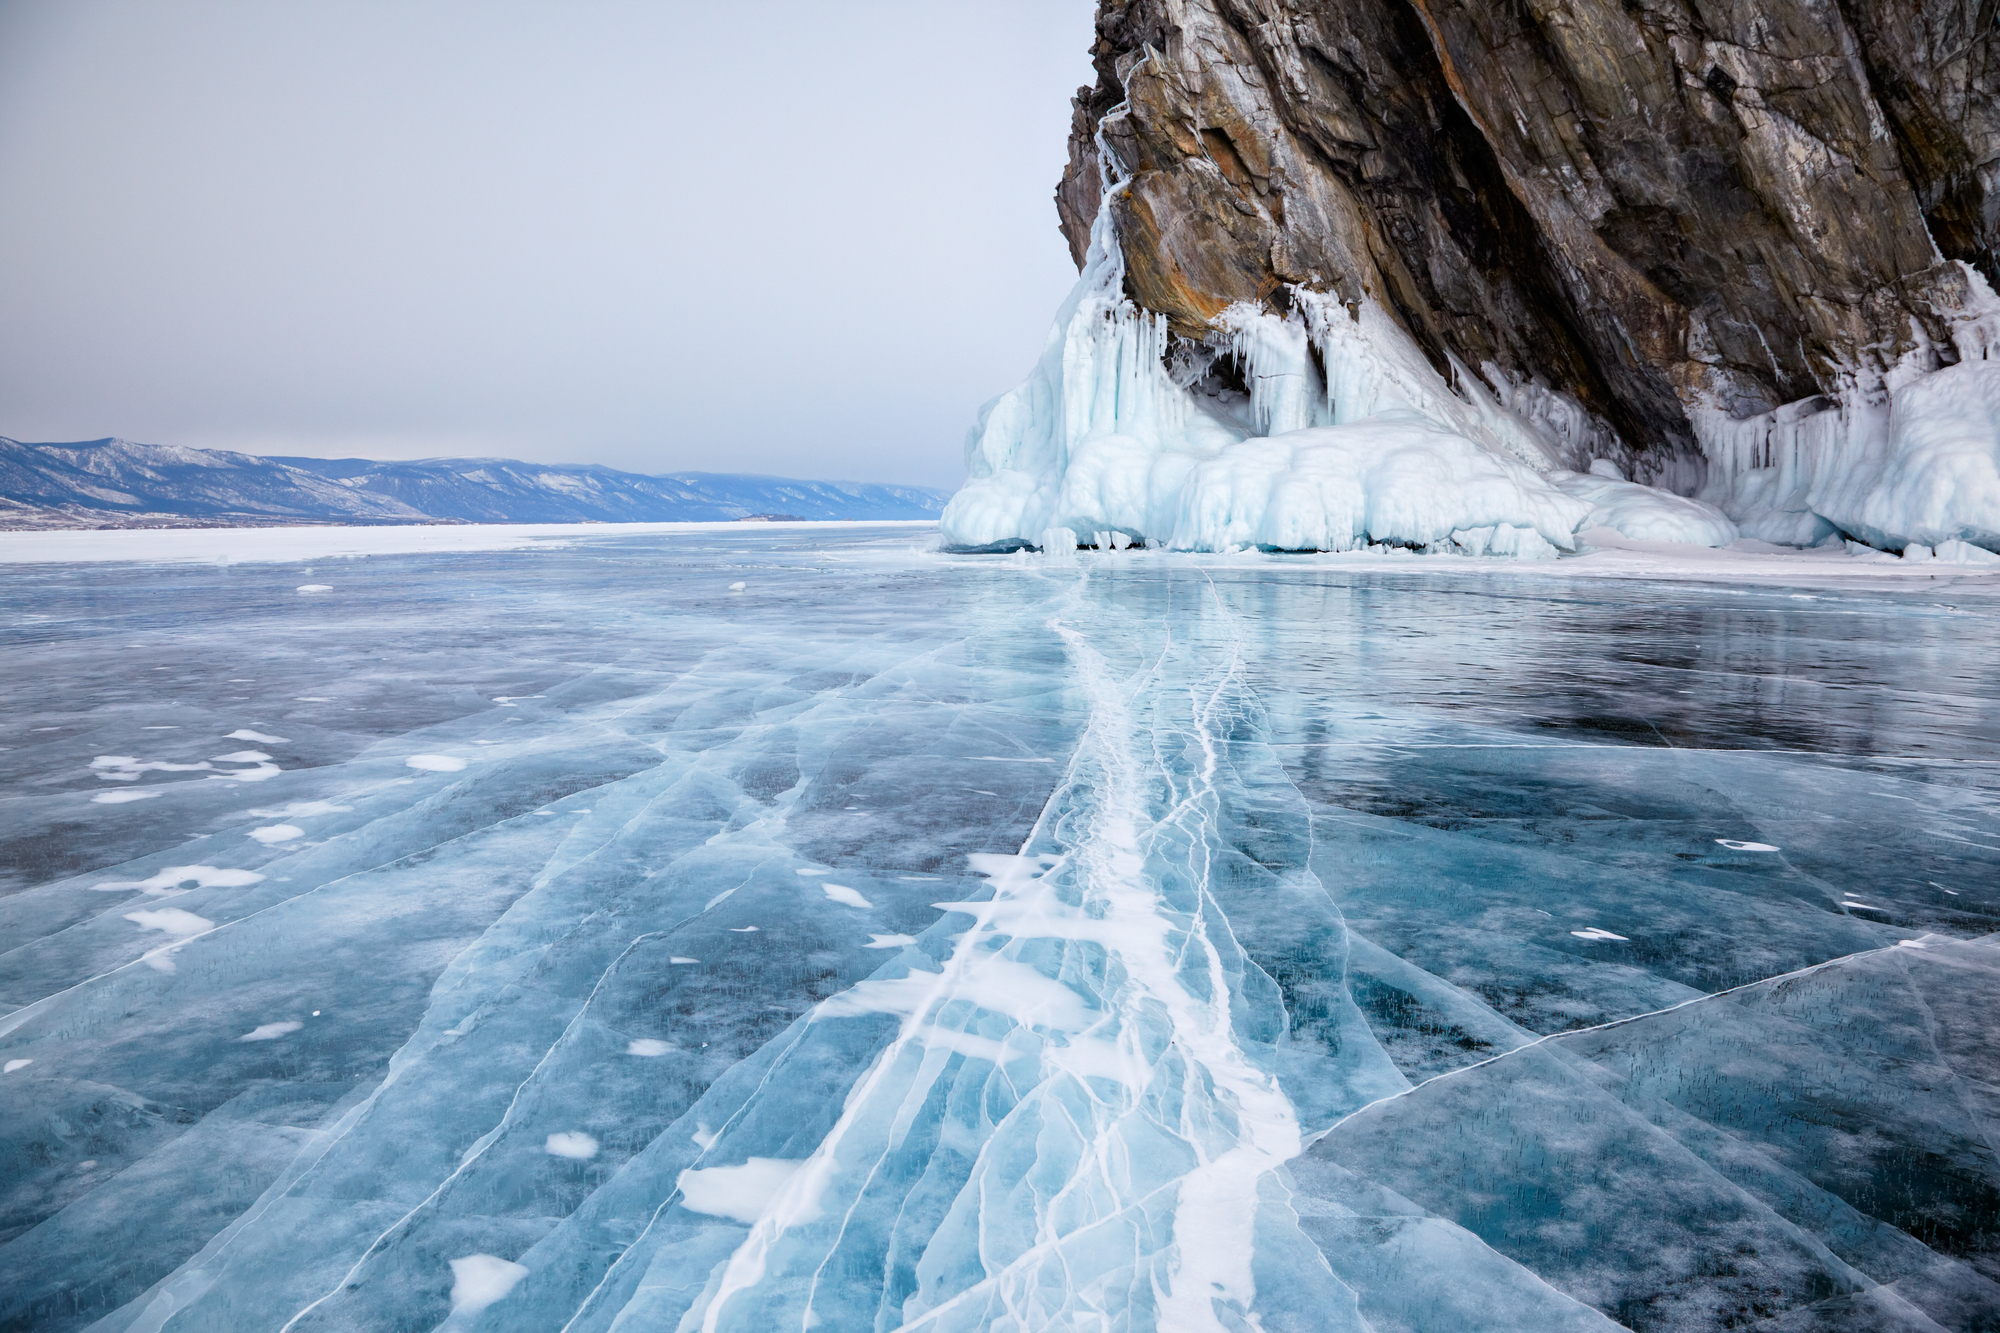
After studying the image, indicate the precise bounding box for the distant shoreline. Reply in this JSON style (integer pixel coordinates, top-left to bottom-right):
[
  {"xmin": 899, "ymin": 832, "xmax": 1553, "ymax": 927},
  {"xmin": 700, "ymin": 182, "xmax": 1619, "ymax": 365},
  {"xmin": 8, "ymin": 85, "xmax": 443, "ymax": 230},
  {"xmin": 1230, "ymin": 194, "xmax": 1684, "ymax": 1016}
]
[{"xmin": 0, "ymin": 519, "xmax": 939, "ymax": 565}]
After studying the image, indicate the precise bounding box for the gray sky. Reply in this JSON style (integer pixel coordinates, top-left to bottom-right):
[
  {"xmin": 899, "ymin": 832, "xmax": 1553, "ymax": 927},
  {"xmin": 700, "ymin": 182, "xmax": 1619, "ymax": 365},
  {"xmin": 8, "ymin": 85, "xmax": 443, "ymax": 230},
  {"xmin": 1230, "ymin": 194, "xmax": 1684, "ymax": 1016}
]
[{"xmin": 0, "ymin": 1, "xmax": 1095, "ymax": 488}]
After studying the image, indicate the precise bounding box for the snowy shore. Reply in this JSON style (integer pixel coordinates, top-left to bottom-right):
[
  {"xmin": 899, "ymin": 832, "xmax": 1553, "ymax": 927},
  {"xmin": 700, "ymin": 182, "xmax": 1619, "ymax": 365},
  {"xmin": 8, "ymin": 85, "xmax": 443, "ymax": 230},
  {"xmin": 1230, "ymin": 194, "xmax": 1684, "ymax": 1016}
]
[{"xmin": 3, "ymin": 519, "xmax": 1994, "ymax": 595}]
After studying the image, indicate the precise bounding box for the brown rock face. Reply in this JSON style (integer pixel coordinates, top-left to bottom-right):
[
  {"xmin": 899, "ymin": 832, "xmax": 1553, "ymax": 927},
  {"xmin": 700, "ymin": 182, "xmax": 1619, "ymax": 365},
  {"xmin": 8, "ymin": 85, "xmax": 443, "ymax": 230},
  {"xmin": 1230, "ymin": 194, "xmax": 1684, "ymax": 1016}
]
[{"xmin": 1058, "ymin": 0, "xmax": 2000, "ymax": 477}]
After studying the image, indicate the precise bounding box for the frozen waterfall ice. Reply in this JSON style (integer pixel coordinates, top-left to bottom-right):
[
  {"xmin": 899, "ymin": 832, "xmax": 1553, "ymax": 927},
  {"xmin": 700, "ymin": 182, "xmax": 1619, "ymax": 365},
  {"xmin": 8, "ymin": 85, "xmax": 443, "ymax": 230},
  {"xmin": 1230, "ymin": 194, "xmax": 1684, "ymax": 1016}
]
[{"xmin": 1, "ymin": 525, "xmax": 1996, "ymax": 1332}]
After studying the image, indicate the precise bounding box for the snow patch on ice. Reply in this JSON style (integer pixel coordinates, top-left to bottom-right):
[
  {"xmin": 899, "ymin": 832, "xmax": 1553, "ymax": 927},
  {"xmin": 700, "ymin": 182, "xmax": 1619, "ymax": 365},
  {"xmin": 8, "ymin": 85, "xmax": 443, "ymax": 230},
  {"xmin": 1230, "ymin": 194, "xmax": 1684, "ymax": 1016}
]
[
  {"xmin": 544, "ymin": 1131, "xmax": 599, "ymax": 1159},
  {"xmin": 820, "ymin": 883, "xmax": 873, "ymax": 909},
  {"xmin": 677, "ymin": 1158, "xmax": 806, "ymax": 1223},
  {"xmin": 248, "ymin": 800, "xmax": 351, "ymax": 818},
  {"xmin": 1716, "ymin": 839, "xmax": 1780, "ymax": 852},
  {"xmin": 239, "ymin": 1021, "xmax": 302, "ymax": 1041},
  {"xmin": 626, "ymin": 1038, "xmax": 673, "ymax": 1057},
  {"xmin": 865, "ymin": 933, "xmax": 918, "ymax": 949},
  {"xmin": 1570, "ymin": 927, "xmax": 1630, "ymax": 942},
  {"xmin": 4, "ymin": 1059, "xmax": 32, "ymax": 1074},
  {"xmin": 295, "ymin": 585, "xmax": 332, "ymax": 593},
  {"xmin": 202, "ymin": 751, "xmax": 282, "ymax": 782},
  {"xmin": 125, "ymin": 907, "xmax": 213, "ymax": 937},
  {"xmin": 92, "ymin": 754, "xmax": 212, "ymax": 781},
  {"xmin": 447, "ymin": 1254, "xmax": 527, "ymax": 1315},
  {"xmin": 406, "ymin": 754, "xmax": 467, "ymax": 772},
  {"xmin": 247, "ymin": 825, "xmax": 303, "ymax": 844},
  {"xmin": 225, "ymin": 730, "xmax": 289, "ymax": 744},
  {"xmin": 92, "ymin": 790, "xmax": 159, "ymax": 804},
  {"xmin": 95, "ymin": 865, "xmax": 265, "ymax": 895}
]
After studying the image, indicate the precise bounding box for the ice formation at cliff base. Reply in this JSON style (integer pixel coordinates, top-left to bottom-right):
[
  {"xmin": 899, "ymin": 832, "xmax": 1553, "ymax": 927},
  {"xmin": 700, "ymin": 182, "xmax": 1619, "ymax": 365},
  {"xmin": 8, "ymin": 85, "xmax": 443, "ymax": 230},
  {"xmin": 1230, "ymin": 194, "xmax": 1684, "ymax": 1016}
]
[{"xmin": 943, "ymin": 110, "xmax": 2000, "ymax": 562}]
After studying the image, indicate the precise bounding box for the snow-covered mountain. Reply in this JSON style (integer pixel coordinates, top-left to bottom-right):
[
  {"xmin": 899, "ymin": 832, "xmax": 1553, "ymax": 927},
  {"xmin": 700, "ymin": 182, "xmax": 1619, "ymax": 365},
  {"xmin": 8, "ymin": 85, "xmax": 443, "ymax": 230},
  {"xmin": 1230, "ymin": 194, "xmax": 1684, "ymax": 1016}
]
[{"xmin": 0, "ymin": 437, "xmax": 949, "ymax": 529}]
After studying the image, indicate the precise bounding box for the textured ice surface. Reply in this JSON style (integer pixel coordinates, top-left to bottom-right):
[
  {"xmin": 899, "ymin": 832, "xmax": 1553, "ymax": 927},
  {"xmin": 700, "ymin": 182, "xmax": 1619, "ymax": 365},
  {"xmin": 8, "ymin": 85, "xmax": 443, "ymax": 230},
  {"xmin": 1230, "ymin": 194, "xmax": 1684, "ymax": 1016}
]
[{"xmin": 1, "ymin": 527, "xmax": 1997, "ymax": 1332}]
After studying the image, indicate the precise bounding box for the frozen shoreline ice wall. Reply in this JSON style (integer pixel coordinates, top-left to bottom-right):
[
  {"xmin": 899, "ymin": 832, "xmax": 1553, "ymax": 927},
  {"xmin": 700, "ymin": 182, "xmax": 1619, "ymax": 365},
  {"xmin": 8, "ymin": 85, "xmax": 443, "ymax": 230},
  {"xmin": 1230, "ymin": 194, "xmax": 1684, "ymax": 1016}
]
[
  {"xmin": 940, "ymin": 107, "xmax": 1738, "ymax": 558},
  {"xmin": 1693, "ymin": 265, "xmax": 2000, "ymax": 554}
]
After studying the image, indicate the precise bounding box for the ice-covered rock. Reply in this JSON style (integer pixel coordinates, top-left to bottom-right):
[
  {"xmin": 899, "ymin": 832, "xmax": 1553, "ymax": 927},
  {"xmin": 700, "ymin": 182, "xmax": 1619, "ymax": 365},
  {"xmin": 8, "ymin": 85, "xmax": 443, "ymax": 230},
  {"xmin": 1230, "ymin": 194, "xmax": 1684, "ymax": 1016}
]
[
  {"xmin": 939, "ymin": 110, "xmax": 1693, "ymax": 558},
  {"xmin": 1697, "ymin": 296, "xmax": 2000, "ymax": 557},
  {"xmin": 1022, "ymin": 0, "xmax": 2000, "ymax": 560}
]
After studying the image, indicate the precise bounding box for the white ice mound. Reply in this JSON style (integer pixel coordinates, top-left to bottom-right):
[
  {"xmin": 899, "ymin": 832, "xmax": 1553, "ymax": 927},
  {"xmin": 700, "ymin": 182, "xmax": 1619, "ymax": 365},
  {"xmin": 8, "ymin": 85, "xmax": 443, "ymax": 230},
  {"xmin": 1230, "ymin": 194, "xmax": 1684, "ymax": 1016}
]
[
  {"xmin": 939, "ymin": 270, "xmax": 1595, "ymax": 556},
  {"xmin": 1831, "ymin": 359, "xmax": 2000, "ymax": 551},
  {"xmin": 942, "ymin": 129, "xmax": 1685, "ymax": 557},
  {"xmin": 1548, "ymin": 469, "xmax": 1738, "ymax": 547},
  {"xmin": 1167, "ymin": 418, "xmax": 1586, "ymax": 553}
]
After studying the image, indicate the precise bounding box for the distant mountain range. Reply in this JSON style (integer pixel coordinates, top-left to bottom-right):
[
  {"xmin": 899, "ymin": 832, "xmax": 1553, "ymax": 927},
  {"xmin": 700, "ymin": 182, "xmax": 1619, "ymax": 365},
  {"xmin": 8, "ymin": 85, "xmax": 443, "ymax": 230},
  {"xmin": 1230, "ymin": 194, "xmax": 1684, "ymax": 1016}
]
[{"xmin": 0, "ymin": 437, "xmax": 951, "ymax": 529}]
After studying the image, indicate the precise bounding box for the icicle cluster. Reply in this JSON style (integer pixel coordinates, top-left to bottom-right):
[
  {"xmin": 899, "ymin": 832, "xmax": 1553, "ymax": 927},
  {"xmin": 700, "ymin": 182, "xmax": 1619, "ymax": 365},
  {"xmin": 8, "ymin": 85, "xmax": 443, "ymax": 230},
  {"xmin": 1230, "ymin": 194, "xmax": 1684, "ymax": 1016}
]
[{"xmin": 1691, "ymin": 263, "xmax": 2000, "ymax": 552}]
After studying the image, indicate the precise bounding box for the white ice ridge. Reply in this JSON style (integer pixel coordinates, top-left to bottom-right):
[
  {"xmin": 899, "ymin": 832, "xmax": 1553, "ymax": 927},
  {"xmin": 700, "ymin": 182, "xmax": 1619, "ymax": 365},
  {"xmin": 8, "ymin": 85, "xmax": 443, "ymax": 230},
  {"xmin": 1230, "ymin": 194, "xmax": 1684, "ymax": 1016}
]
[
  {"xmin": 940, "ymin": 85, "xmax": 1733, "ymax": 556},
  {"xmin": 672, "ymin": 579, "xmax": 1366, "ymax": 1332}
]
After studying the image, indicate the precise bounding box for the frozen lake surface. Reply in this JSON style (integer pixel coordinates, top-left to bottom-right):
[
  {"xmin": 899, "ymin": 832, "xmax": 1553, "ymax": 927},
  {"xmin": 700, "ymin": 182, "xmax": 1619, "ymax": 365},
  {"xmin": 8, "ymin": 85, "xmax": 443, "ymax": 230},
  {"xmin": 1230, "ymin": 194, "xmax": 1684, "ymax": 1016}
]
[{"xmin": 2, "ymin": 525, "xmax": 1997, "ymax": 1332}]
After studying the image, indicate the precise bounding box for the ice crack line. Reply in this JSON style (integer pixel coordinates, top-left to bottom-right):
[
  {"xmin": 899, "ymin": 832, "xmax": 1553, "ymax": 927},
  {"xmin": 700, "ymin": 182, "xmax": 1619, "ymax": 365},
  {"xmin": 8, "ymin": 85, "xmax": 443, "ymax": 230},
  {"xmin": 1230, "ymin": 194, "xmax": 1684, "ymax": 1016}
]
[
  {"xmin": 729, "ymin": 574, "xmax": 1302, "ymax": 1332},
  {"xmin": 1306, "ymin": 934, "xmax": 1948, "ymax": 1151}
]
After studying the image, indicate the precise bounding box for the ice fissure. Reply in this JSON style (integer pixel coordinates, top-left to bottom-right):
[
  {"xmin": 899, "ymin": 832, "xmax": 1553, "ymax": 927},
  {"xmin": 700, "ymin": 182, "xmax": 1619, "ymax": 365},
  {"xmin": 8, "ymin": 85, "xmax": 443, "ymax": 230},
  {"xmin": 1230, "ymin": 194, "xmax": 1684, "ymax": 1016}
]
[{"xmin": 652, "ymin": 575, "xmax": 1382, "ymax": 1331}]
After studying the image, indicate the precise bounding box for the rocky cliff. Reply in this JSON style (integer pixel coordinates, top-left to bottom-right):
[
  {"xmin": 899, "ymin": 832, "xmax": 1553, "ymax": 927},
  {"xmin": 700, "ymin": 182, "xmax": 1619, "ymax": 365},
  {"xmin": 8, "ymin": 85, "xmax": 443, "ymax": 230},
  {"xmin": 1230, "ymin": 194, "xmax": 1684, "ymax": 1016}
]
[{"xmin": 1059, "ymin": 0, "xmax": 2000, "ymax": 487}]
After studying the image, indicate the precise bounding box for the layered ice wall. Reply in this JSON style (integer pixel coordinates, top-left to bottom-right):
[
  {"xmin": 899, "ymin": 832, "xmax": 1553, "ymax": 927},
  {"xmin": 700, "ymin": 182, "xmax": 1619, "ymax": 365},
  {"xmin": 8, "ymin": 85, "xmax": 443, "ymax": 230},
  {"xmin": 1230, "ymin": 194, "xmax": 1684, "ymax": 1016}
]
[{"xmin": 940, "ymin": 110, "xmax": 1736, "ymax": 557}]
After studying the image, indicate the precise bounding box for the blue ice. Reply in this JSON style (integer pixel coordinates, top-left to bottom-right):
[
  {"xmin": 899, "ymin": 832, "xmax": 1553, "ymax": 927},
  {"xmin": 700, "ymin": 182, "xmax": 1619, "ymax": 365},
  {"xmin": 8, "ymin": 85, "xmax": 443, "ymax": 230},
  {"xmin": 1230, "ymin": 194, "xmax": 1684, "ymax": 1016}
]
[{"xmin": 0, "ymin": 527, "xmax": 1996, "ymax": 1332}]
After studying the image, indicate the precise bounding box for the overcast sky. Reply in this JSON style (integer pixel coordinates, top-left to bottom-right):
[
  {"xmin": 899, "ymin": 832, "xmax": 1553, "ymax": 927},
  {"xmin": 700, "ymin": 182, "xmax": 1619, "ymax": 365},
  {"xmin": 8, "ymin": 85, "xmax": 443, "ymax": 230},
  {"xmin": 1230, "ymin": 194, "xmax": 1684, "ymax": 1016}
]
[{"xmin": 0, "ymin": 1, "xmax": 1095, "ymax": 488}]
